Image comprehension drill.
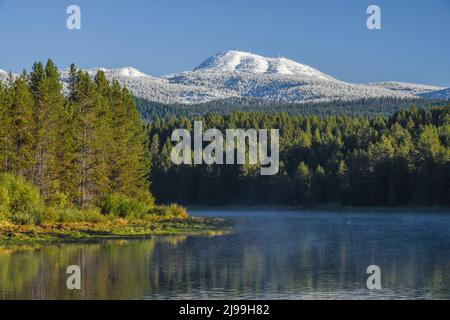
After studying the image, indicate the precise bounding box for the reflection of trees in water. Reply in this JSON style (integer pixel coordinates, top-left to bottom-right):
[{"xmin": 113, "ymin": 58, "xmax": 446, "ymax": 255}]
[
  {"xmin": 0, "ymin": 236, "xmax": 186, "ymax": 299},
  {"xmin": 1, "ymin": 221, "xmax": 449, "ymax": 299},
  {"xmin": 0, "ymin": 248, "xmax": 41, "ymax": 298},
  {"xmin": 145, "ymin": 220, "xmax": 450, "ymax": 298}
]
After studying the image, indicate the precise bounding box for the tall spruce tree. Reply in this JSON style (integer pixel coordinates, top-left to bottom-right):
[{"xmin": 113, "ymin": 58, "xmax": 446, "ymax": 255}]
[
  {"xmin": 108, "ymin": 81, "xmax": 150, "ymax": 200},
  {"xmin": 0, "ymin": 81, "xmax": 9, "ymax": 170},
  {"xmin": 71, "ymin": 70, "xmax": 107, "ymax": 207},
  {"xmin": 8, "ymin": 76, "xmax": 35, "ymax": 178},
  {"xmin": 28, "ymin": 60, "xmax": 65, "ymax": 199}
]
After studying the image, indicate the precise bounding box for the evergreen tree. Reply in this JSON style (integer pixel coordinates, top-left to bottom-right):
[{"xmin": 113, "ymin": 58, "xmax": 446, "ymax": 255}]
[
  {"xmin": 108, "ymin": 81, "xmax": 150, "ymax": 200},
  {"xmin": 27, "ymin": 60, "xmax": 66, "ymax": 200},
  {"xmin": 8, "ymin": 76, "xmax": 35, "ymax": 178}
]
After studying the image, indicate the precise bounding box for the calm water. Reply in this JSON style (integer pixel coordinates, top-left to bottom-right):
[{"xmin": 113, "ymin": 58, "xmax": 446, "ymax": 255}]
[{"xmin": 1, "ymin": 210, "xmax": 450, "ymax": 300}]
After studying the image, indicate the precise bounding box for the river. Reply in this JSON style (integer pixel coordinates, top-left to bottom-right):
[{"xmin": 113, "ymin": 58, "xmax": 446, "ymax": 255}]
[{"xmin": 1, "ymin": 210, "xmax": 449, "ymax": 299}]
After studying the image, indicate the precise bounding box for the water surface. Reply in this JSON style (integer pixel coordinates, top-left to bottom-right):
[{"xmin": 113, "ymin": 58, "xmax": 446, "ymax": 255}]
[{"xmin": 1, "ymin": 210, "xmax": 449, "ymax": 299}]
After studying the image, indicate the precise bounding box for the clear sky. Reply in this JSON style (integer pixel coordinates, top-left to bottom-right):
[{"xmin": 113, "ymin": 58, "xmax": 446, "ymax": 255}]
[{"xmin": 0, "ymin": 0, "xmax": 449, "ymax": 86}]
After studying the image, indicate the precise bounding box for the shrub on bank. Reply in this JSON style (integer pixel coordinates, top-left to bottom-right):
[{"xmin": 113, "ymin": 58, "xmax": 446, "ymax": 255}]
[
  {"xmin": 0, "ymin": 187, "xmax": 9, "ymax": 221},
  {"xmin": 42, "ymin": 191, "xmax": 103, "ymax": 223},
  {"xmin": 165, "ymin": 204, "xmax": 188, "ymax": 219},
  {"xmin": 148, "ymin": 204, "xmax": 188, "ymax": 219},
  {"xmin": 98, "ymin": 193, "xmax": 149, "ymax": 219},
  {"xmin": 0, "ymin": 173, "xmax": 44, "ymax": 225},
  {"xmin": 46, "ymin": 191, "xmax": 71, "ymax": 211},
  {"xmin": 0, "ymin": 174, "xmax": 189, "ymax": 225},
  {"xmin": 134, "ymin": 189, "xmax": 156, "ymax": 208},
  {"xmin": 58, "ymin": 207, "xmax": 105, "ymax": 223},
  {"xmin": 0, "ymin": 174, "xmax": 108, "ymax": 224}
]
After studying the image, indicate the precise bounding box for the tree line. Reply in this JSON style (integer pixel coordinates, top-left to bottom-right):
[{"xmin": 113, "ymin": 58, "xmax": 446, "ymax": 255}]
[
  {"xmin": 0, "ymin": 60, "xmax": 152, "ymax": 210},
  {"xmin": 147, "ymin": 106, "xmax": 450, "ymax": 207},
  {"xmin": 1, "ymin": 60, "xmax": 448, "ymax": 210},
  {"xmin": 136, "ymin": 96, "xmax": 449, "ymax": 121}
]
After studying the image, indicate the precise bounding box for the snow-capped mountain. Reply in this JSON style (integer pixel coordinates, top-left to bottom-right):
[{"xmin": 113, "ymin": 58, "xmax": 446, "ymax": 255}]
[
  {"xmin": 162, "ymin": 51, "xmax": 445, "ymax": 104},
  {"xmin": 1, "ymin": 51, "xmax": 448, "ymax": 105},
  {"xmin": 419, "ymin": 88, "xmax": 450, "ymax": 100},
  {"xmin": 58, "ymin": 67, "xmax": 234, "ymax": 105},
  {"xmin": 193, "ymin": 50, "xmax": 335, "ymax": 81},
  {"xmin": 365, "ymin": 81, "xmax": 444, "ymax": 95},
  {"xmin": 0, "ymin": 69, "xmax": 12, "ymax": 84}
]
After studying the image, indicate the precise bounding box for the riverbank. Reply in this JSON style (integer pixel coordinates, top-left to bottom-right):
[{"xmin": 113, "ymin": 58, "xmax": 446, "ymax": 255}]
[
  {"xmin": 188, "ymin": 205, "xmax": 450, "ymax": 213},
  {"xmin": 0, "ymin": 216, "xmax": 232, "ymax": 246}
]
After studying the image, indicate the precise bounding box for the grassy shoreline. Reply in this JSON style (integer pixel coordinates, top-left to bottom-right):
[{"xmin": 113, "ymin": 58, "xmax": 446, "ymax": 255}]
[
  {"xmin": 3, "ymin": 204, "xmax": 449, "ymax": 247},
  {"xmin": 0, "ymin": 216, "xmax": 233, "ymax": 247},
  {"xmin": 188, "ymin": 205, "xmax": 450, "ymax": 213}
]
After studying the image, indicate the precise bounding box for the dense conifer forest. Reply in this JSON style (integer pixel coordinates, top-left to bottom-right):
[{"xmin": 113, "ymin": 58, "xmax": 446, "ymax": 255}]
[
  {"xmin": 136, "ymin": 96, "xmax": 449, "ymax": 120},
  {"xmin": 147, "ymin": 106, "xmax": 450, "ymax": 207},
  {"xmin": 0, "ymin": 60, "xmax": 151, "ymax": 209},
  {"xmin": 0, "ymin": 60, "xmax": 197, "ymax": 233},
  {"xmin": 1, "ymin": 60, "xmax": 449, "ymax": 215}
]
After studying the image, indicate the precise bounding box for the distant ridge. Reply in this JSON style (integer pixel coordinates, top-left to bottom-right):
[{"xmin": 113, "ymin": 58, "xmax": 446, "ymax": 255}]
[{"xmin": 1, "ymin": 51, "xmax": 448, "ymax": 105}]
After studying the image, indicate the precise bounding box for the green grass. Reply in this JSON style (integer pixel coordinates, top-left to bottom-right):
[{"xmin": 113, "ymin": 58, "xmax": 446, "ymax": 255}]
[{"xmin": 0, "ymin": 215, "xmax": 233, "ymax": 246}]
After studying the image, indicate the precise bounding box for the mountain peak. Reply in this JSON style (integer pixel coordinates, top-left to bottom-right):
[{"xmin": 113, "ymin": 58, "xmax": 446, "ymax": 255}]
[
  {"xmin": 109, "ymin": 67, "xmax": 148, "ymax": 78},
  {"xmin": 193, "ymin": 50, "xmax": 335, "ymax": 81},
  {"xmin": 194, "ymin": 50, "xmax": 263, "ymax": 73}
]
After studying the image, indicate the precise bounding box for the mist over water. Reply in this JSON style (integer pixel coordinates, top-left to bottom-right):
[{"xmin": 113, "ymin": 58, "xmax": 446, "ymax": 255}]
[{"xmin": 1, "ymin": 210, "xmax": 449, "ymax": 300}]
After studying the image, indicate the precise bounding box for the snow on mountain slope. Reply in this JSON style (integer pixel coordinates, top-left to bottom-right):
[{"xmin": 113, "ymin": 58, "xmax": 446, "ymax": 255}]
[
  {"xmin": 59, "ymin": 67, "xmax": 235, "ymax": 104},
  {"xmin": 164, "ymin": 51, "xmax": 422, "ymax": 103},
  {"xmin": 1, "ymin": 51, "xmax": 448, "ymax": 105},
  {"xmin": 365, "ymin": 81, "xmax": 444, "ymax": 95},
  {"xmin": 419, "ymin": 88, "xmax": 450, "ymax": 100},
  {"xmin": 194, "ymin": 50, "xmax": 335, "ymax": 81},
  {"xmin": 0, "ymin": 69, "xmax": 12, "ymax": 84},
  {"xmin": 107, "ymin": 67, "xmax": 148, "ymax": 78},
  {"xmin": 165, "ymin": 70, "xmax": 413, "ymax": 103}
]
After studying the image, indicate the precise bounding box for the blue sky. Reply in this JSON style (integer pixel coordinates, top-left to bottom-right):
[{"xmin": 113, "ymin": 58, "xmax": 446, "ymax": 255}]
[{"xmin": 0, "ymin": 0, "xmax": 449, "ymax": 86}]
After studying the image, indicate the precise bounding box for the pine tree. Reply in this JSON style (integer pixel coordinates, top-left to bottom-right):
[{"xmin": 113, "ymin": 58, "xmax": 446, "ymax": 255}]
[
  {"xmin": 296, "ymin": 162, "xmax": 311, "ymax": 205},
  {"xmin": 44, "ymin": 59, "xmax": 67, "ymax": 199},
  {"xmin": 28, "ymin": 59, "xmax": 66, "ymax": 200},
  {"xmin": 108, "ymin": 81, "xmax": 150, "ymax": 200},
  {"xmin": 8, "ymin": 76, "xmax": 35, "ymax": 178},
  {"xmin": 0, "ymin": 81, "xmax": 10, "ymax": 171},
  {"xmin": 71, "ymin": 71, "xmax": 108, "ymax": 207},
  {"xmin": 55, "ymin": 98, "xmax": 81, "ymax": 205}
]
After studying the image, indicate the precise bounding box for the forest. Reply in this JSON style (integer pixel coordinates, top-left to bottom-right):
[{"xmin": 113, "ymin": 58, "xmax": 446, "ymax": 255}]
[
  {"xmin": 136, "ymin": 96, "xmax": 449, "ymax": 120},
  {"xmin": 1, "ymin": 59, "xmax": 449, "ymax": 223},
  {"xmin": 0, "ymin": 60, "xmax": 192, "ymax": 233},
  {"xmin": 147, "ymin": 106, "xmax": 450, "ymax": 207}
]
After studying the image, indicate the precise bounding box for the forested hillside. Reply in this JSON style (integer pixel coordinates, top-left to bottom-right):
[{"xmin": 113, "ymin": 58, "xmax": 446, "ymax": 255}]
[
  {"xmin": 1, "ymin": 60, "xmax": 448, "ymax": 211},
  {"xmin": 137, "ymin": 96, "xmax": 449, "ymax": 120},
  {"xmin": 147, "ymin": 106, "xmax": 450, "ymax": 207}
]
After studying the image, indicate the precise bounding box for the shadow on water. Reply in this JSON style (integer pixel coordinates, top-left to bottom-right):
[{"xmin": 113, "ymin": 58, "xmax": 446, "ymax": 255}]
[{"xmin": 1, "ymin": 210, "xmax": 450, "ymax": 299}]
